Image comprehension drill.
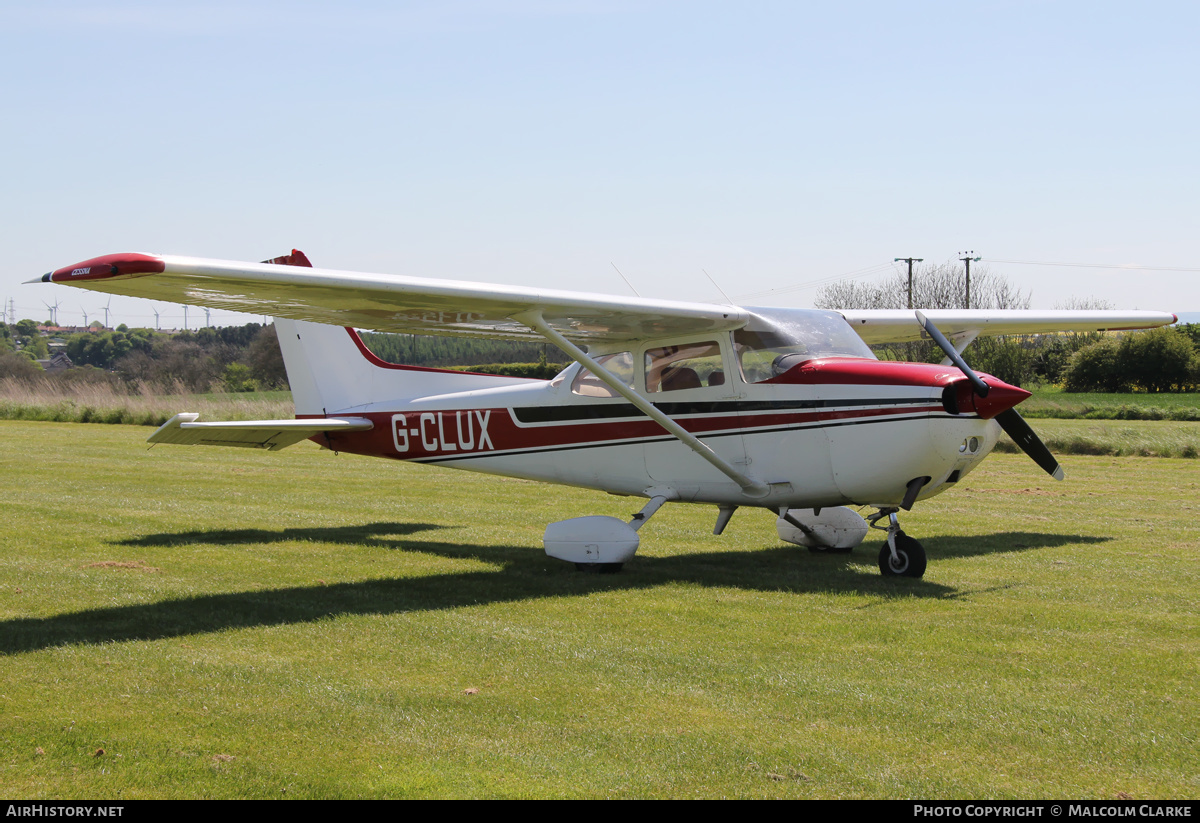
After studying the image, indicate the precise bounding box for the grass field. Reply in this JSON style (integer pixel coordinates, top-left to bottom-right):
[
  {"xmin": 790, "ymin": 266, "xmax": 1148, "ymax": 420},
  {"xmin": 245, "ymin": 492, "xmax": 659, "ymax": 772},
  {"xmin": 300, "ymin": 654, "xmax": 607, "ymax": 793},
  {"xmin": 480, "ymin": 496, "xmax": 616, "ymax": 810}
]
[
  {"xmin": 1023, "ymin": 388, "xmax": 1200, "ymax": 421},
  {"xmin": 1, "ymin": 421, "xmax": 1196, "ymax": 798},
  {"xmin": 995, "ymin": 418, "xmax": 1200, "ymax": 459}
]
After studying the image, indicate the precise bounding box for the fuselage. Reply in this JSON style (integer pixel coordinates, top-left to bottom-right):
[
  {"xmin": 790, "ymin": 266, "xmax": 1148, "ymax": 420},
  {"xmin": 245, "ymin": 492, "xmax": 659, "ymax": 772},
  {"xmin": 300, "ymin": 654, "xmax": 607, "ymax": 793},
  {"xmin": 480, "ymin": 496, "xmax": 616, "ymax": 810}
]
[{"xmin": 317, "ymin": 353, "xmax": 1010, "ymax": 512}]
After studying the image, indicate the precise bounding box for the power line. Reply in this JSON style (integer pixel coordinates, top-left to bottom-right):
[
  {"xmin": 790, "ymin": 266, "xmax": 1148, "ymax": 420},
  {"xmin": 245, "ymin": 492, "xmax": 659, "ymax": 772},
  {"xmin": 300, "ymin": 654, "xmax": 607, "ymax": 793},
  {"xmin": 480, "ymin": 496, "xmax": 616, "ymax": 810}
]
[
  {"xmin": 989, "ymin": 259, "xmax": 1200, "ymax": 273},
  {"xmin": 732, "ymin": 255, "xmax": 1199, "ymax": 305}
]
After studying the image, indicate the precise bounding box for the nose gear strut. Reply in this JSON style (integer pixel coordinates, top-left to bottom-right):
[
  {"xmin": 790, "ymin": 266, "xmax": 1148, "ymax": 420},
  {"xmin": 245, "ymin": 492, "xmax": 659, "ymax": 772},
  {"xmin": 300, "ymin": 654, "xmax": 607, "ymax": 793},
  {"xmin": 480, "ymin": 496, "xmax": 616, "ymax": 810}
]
[{"xmin": 867, "ymin": 508, "xmax": 928, "ymax": 578}]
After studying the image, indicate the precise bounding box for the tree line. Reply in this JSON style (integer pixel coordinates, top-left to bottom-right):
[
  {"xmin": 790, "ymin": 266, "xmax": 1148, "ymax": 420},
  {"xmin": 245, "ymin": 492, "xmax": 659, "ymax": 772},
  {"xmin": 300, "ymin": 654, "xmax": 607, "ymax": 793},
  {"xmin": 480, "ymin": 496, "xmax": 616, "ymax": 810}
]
[{"xmin": 0, "ymin": 322, "xmax": 565, "ymax": 392}]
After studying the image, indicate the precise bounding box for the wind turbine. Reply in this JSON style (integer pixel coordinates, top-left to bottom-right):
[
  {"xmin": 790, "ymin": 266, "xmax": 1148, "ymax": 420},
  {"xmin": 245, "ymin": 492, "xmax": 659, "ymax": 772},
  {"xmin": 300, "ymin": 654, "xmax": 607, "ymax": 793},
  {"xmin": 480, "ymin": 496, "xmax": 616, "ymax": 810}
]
[
  {"xmin": 102, "ymin": 297, "xmax": 112, "ymax": 329},
  {"xmin": 42, "ymin": 299, "xmax": 60, "ymax": 327},
  {"xmin": 153, "ymin": 306, "xmax": 161, "ymax": 330},
  {"xmin": 80, "ymin": 305, "xmax": 89, "ymax": 328}
]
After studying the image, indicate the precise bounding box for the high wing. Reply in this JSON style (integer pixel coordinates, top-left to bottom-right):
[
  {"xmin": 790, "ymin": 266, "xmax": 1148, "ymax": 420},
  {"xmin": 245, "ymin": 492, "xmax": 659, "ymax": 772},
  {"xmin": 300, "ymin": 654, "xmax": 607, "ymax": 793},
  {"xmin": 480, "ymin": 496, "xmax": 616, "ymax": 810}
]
[
  {"xmin": 840, "ymin": 309, "xmax": 1178, "ymax": 345},
  {"xmin": 36, "ymin": 252, "xmax": 1176, "ymax": 343},
  {"xmin": 37, "ymin": 253, "xmax": 746, "ymax": 343}
]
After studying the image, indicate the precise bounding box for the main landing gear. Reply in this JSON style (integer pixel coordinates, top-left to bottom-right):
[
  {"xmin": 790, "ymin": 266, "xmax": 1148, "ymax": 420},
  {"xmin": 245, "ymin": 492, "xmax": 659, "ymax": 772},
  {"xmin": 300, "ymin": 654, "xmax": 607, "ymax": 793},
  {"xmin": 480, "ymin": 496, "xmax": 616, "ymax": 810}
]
[
  {"xmin": 543, "ymin": 494, "xmax": 672, "ymax": 573},
  {"xmin": 867, "ymin": 508, "xmax": 927, "ymax": 578}
]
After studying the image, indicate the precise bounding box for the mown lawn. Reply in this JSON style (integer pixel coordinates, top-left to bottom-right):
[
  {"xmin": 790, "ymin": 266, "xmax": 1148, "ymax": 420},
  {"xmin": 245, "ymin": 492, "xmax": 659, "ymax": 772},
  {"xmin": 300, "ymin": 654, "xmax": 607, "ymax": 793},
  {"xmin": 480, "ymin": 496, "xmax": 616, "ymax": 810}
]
[
  {"xmin": 1023, "ymin": 387, "xmax": 1200, "ymax": 420},
  {"xmin": 0, "ymin": 421, "xmax": 1196, "ymax": 798},
  {"xmin": 995, "ymin": 418, "xmax": 1199, "ymax": 458}
]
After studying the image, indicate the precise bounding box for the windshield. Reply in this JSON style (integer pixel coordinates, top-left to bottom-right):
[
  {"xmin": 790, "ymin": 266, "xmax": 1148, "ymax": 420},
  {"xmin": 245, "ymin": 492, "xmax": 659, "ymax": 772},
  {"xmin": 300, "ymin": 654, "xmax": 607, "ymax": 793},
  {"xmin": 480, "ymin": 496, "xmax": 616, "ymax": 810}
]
[{"xmin": 736, "ymin": 308, "xmax": 875, "ymax": 383}]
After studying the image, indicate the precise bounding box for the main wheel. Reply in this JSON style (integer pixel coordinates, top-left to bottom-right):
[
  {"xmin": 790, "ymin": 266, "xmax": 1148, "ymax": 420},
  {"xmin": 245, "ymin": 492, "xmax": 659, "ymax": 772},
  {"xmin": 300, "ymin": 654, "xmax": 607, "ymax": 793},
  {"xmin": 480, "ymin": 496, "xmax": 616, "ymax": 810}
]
[{"xmin": 878, "ymin": 532, "xmax": 927, "ymax": 578}]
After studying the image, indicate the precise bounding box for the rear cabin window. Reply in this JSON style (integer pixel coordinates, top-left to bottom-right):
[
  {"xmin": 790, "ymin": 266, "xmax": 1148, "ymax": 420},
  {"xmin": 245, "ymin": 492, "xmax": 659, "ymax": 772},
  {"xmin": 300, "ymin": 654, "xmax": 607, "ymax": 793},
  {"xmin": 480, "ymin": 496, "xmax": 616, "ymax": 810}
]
[{"xmin": 644, "ymin": 341, "xmax": 725, "ymax": 392}]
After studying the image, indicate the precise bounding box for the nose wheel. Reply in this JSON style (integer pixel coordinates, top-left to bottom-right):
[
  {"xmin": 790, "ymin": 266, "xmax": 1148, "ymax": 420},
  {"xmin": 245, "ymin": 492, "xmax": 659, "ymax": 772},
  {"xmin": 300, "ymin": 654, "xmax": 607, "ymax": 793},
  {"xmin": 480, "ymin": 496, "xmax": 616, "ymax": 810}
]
[{"xmin": 867, "ymin": 509, "xmax": 927, "ymax": 578}]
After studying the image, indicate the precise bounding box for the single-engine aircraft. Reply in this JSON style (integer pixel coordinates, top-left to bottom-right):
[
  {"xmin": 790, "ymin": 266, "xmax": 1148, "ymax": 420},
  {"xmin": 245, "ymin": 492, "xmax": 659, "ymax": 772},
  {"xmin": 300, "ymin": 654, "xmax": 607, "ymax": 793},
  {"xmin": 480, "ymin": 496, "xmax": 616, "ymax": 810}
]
[{"xmin": 33, "ymin": 250, "xmax": 1176, "ymax": 577}]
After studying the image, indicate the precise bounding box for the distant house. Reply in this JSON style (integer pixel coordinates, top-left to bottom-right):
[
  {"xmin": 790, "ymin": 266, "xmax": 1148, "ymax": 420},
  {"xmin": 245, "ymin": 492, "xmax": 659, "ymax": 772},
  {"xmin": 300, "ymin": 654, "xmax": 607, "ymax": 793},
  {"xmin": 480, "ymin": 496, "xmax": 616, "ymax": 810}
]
[{"xmin": 35, "ymin": 352, "xmax": 73, "ymax": 372}]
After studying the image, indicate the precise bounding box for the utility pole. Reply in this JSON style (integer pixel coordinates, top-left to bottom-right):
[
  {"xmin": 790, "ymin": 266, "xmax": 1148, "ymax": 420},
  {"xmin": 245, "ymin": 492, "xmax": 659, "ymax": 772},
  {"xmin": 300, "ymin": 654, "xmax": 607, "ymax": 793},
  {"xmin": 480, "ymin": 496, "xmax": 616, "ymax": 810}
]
[
  {"xmin": 958, "ymin": 251, "xmax": 981, "ymax": 309},
  {"xmin": 894, "ymin": 257, "xmax": 924, "ymax": 310}
]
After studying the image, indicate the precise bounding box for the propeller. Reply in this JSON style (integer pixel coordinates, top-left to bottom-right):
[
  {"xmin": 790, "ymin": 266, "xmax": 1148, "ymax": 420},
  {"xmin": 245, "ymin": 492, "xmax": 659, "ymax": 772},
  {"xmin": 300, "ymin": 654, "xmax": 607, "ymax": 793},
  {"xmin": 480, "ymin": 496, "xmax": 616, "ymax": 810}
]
[{"xmin": 916, "ymin": 311, "xmax": 1064, "ymax": 481}]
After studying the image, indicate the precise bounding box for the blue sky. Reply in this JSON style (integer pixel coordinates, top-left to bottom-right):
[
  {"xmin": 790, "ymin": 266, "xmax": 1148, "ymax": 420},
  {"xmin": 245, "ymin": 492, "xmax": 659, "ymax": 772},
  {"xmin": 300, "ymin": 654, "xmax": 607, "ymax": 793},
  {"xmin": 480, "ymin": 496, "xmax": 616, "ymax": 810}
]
[{"xmin": 3, "ymin": 1, "xmax": 1197, "ymax": 328}]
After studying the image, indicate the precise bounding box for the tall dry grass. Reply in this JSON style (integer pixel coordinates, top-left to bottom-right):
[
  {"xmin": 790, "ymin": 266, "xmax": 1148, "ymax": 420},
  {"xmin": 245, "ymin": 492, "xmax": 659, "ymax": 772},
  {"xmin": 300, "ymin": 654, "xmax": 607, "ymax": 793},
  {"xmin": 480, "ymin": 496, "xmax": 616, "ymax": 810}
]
[{"xmin": 0, "ymin": 376, "xmax": 293, "ymax": 426}]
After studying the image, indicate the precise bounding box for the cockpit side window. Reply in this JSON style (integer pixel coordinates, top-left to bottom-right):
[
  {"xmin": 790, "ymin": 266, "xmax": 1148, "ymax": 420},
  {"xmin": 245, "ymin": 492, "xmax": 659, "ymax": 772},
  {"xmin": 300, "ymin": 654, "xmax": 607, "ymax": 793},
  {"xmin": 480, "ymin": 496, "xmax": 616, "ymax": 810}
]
[
  {"xmin": 735, "ymin": 313, "xmax": 875, "ymax": 383},
  {"xmin": 644, "ymin": 341, "xmax": 724, "ymax": 392},
  {"xmin": 570, "ymin": 352, "xmax": 634, "ymax": 397}
]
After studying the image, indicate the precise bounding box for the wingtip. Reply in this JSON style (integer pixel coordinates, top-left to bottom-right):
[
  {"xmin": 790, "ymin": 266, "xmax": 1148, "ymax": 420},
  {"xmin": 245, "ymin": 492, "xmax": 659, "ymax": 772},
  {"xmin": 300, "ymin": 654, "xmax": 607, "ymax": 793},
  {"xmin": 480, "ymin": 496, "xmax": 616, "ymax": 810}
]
[
  {"xmin": 1052, "ymin": 466, "xmax": 1065, "ymax": 481},
  {"xmin": 45, "ymin": 253, "xmax": 165, "ymax": 283}
]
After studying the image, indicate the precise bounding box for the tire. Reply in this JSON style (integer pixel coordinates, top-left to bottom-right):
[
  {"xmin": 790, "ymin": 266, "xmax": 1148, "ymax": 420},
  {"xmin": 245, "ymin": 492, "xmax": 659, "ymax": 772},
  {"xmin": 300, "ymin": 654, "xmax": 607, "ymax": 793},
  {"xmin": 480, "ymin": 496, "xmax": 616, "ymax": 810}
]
[{"xmin": 878, "ymin": 532, "xmax": 927, "ymax": 578}]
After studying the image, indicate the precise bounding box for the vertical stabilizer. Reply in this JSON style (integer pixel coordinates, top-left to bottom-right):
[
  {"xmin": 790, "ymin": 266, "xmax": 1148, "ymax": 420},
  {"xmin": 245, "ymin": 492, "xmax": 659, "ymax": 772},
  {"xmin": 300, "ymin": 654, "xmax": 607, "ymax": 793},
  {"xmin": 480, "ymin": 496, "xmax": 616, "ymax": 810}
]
[
  {"xmin": 275, "ymin": 317, "xmax": 364, "ymax": 415},
  {"xmin": 274, "ymin": 318, "xmax": 539, "ymax": 416}
]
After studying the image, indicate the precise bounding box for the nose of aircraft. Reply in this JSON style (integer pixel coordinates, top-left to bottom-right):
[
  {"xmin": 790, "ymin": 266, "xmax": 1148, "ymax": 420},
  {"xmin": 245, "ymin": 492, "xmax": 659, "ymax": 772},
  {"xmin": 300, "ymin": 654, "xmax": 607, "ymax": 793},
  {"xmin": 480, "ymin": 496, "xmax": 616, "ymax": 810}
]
[{"xmin": 946, "ymin": 377, "xmax": 1031, "ymax": 420}]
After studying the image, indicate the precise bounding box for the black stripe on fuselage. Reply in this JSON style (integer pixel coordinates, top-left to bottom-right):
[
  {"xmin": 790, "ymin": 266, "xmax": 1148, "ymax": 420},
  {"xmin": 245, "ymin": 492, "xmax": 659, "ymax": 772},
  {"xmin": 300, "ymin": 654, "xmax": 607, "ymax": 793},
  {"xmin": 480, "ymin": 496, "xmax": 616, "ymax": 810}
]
[{"xmin": 512, "ymin": 396, "xmax": 938, "ymax": 424}]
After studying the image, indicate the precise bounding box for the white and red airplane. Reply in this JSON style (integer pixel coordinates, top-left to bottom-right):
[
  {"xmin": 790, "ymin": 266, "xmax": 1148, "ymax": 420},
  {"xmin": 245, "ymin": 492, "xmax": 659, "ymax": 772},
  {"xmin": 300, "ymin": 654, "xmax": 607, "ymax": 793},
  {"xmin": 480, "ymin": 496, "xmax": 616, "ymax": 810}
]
[{"xmin": 35, "ymin": 250, "xmax": 1176, "ymax": 578}]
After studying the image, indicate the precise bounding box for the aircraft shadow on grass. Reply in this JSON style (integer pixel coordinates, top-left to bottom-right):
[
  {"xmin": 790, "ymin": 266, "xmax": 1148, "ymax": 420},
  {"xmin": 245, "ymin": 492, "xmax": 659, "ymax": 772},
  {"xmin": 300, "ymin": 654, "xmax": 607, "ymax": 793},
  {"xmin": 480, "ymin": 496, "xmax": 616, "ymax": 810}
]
[
  {"xmin": 115, "ymin": 521, "xmax": 452, "ymax": 547},
  {"xmin": 0, "ymin": 525, "xmax": 1109, "ymax": 655}
]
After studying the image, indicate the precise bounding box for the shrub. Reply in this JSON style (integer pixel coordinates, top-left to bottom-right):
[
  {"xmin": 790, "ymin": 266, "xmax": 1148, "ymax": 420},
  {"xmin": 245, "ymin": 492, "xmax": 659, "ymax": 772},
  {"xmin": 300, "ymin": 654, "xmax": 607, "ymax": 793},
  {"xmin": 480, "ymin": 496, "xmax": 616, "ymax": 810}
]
[{"xmin": 1064, "ymin": 337, "xmax": 1128, "ymax": 392}]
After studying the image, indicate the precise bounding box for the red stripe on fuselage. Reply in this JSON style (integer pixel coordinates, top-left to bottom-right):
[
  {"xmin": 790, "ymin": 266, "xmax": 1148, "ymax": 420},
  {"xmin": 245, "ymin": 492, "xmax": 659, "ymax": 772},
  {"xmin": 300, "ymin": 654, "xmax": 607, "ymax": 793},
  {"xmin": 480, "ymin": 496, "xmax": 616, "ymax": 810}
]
[{"xmin": 315, "ymin": 402, "xmax": 948, "ymax": 462}]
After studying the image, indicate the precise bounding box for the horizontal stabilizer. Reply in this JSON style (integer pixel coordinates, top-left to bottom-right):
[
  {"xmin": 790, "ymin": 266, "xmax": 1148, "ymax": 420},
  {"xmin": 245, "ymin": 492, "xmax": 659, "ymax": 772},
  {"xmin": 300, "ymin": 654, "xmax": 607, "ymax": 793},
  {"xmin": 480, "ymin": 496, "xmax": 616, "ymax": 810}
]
[{"xmin": 148, "ymin": 413, "xmax": 373, "ymax": 451}]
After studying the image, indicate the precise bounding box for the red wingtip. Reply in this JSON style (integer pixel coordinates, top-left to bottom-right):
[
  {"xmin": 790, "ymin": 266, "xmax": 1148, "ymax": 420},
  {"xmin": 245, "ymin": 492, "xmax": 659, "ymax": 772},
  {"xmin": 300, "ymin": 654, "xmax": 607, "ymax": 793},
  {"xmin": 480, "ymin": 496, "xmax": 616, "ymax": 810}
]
[{"xmin": 48, "ymin": 253, "xmax": 165, "ymax": 283}]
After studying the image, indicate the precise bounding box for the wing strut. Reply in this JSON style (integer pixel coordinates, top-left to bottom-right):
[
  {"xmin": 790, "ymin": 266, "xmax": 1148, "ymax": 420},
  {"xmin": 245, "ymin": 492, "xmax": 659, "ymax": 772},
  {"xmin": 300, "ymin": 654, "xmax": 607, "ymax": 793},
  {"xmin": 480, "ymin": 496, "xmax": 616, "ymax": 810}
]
[
  {"xmin": 513, "ymin": 310, "xmax": 770, "ymax": 498},
  {"xmin": 938, "ymin": 329, "xmax": 980, "ymax": 366}
]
